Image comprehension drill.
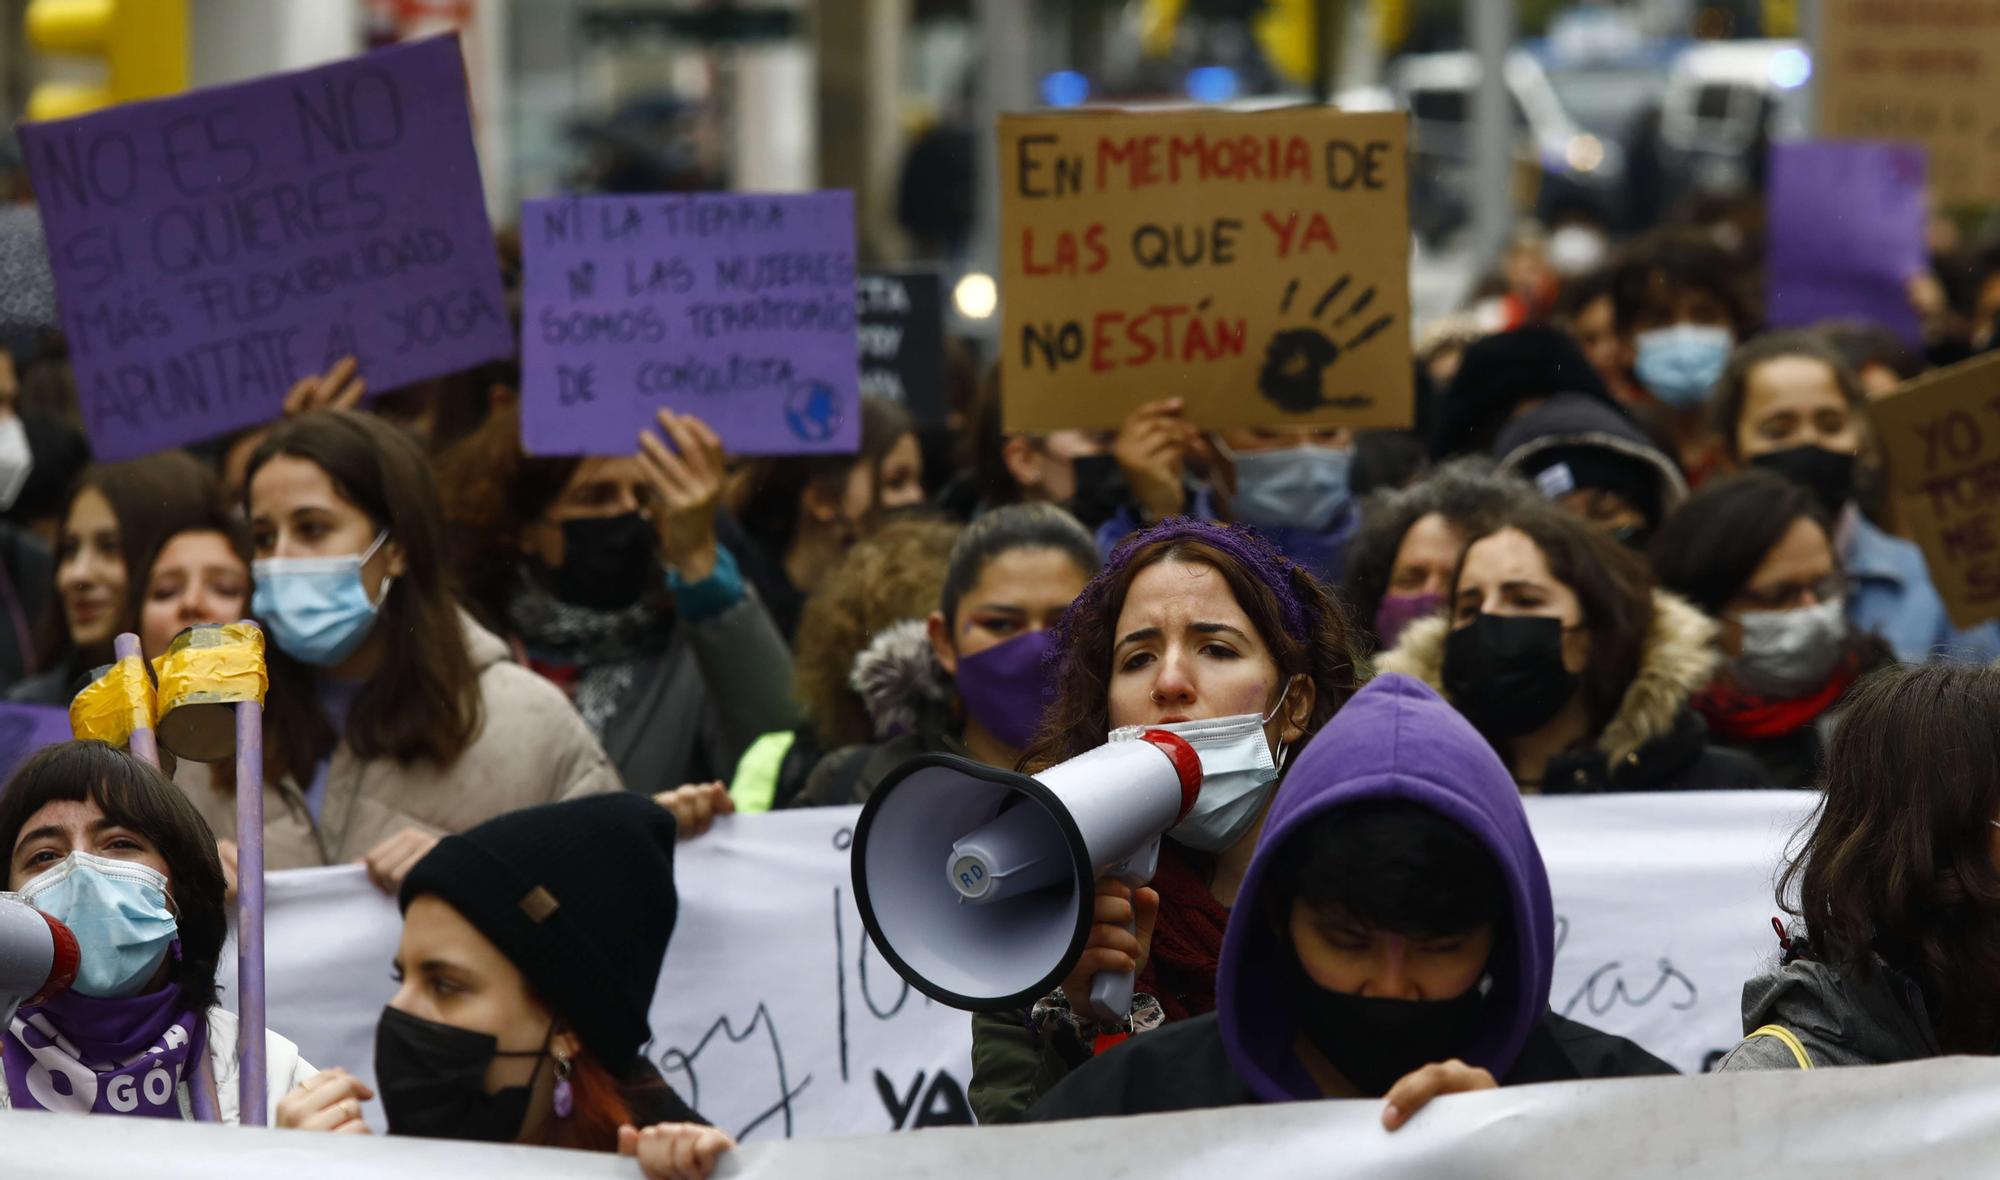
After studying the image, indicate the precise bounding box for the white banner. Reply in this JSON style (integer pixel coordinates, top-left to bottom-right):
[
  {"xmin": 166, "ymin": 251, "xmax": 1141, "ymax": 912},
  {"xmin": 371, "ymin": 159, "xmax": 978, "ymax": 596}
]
[
  {"xmin": 9, "ymin": 1055, "xmax": 2000, "ymax": 1179},
  {"xmin": 250, "ymin": 793, "xmax": 1815, "ymax": 1141}
]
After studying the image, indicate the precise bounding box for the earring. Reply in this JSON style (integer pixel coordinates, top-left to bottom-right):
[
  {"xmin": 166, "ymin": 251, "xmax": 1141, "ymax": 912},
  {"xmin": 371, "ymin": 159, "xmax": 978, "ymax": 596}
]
[{"xmin": 552, "ymin": 1053, "xmax": 574, "ymax": 1120}]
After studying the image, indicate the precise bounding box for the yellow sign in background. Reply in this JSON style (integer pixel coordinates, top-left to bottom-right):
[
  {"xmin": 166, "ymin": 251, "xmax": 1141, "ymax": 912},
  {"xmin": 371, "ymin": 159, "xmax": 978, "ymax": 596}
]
[
  {"xmin": 1818, "ymin": 0, "xmax": 2000, "ymax": 205},
  {"xmin": 998, "ymin": 107, "xmax": 1413, "ymax": 434},
  {"xmin": 1868, "ymin": 350, "xmax": 2000, "ymax": 629}
]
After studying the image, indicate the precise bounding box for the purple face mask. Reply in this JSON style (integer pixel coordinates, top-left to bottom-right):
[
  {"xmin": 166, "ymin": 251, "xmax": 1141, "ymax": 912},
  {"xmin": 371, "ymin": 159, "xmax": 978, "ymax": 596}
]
[
  {"xmin": 955, "ymin": 629, "xmax": 1056, "ymax": 752},
  {"xmin": 1374, "ymin": 591, "xmax": 1446, "ymax": 651}
]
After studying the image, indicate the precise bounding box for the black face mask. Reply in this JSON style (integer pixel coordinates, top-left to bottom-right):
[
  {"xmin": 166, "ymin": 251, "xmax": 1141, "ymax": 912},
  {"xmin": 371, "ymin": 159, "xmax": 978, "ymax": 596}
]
[
  {"xmin": 1750, "ymin": 446, "xmax": 1855, "ymax": 517},
  {"xmin": 1442, "ymin": 614, "xmax": 1580, "ymax": 739},
  {"xmin": 1298, "ymin": 980, "xmax": 1490, "ymax": 1096},
  {"xmin": 548, "ymin": 512, "xmax": 658, "ymax": 611},
  {"xmin": 1064, "ymin": 453, "xmax": 1129, "ymax": 531},
  {"xmin": 375, "ymin": 1006, "xmax": 548, "ymax": 1142}
]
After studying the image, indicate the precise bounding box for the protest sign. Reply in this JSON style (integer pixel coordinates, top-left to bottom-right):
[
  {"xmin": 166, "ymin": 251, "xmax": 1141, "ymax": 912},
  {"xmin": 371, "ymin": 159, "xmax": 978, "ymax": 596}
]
[
  {"xmin": 1766, "ymin": 142, "xmax": 1927, "ymax": 345},
  {"xmin": 998, "ymin": 108, "xmax": 1412, "ymax": 435},
  {"xmin": 1867, "ymin": 350, "xmax": 2000, "ymax": 629},
  {"xmin": 18, "ymin": 37, "xmax": 513, "ymax": 462},
  {"xmin": 12, "ymin": 1054, "xmax": 2000, "ymax": 1180},
  {"xmin": 256, "ymin": 793, "xmax": 1808, "ymax": 1143},
  {"xmin": 0, "ymin": 703, "xmax": 71, "ymax": 780},
  {"xmin": 1817, "ymin": 1, "xmax": 2000, "ymax": 205},
  {"xmin": 520, "ymin": 192, "xmax": 861, "ymax": 457},
  {"xmin": 857, "ymin": 270, "xmax": 946, "ymax": 427}
]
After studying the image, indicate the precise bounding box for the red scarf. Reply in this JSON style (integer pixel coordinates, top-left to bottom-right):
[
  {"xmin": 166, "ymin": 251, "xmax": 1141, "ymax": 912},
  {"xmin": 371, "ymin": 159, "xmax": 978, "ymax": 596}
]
[
  {"xmin": 1692, "ymin": 656, "xmax": 1859, "ymax": 743},
  {"xmin": 1135, "ymin": 846, "xmax": 1229, "ymax": 1021}
]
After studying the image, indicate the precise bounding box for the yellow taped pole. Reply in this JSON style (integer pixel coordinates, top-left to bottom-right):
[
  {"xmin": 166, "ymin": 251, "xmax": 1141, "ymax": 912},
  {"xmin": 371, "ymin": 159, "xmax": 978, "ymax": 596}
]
[
  {"xmin": 113, "ymin": 634, "xmax": 157, "ymax": 767},
  {"xmin": 154, "ymin": 623, "xmax": 268, "ymax": 764}
]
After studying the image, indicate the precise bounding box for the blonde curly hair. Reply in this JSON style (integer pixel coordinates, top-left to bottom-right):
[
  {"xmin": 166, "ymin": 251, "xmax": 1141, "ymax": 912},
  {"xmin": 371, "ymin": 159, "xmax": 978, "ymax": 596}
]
[{"xmin": 793, "ymin": 514, "xmax": 961, "ymax": 748}]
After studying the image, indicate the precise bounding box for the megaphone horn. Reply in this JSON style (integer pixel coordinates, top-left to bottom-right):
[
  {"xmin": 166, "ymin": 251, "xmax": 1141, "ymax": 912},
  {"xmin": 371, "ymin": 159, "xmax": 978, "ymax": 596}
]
[{"xmin": 850, "ymin": 731, "xmax": 1201, "ymax": 1017}]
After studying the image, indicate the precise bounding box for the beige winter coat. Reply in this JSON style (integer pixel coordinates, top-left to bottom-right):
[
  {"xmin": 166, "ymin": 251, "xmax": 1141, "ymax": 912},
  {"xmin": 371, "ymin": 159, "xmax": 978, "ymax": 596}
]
[{"xmin": 176, "ymin": 614, "xmax": 622, "ymax": 868}]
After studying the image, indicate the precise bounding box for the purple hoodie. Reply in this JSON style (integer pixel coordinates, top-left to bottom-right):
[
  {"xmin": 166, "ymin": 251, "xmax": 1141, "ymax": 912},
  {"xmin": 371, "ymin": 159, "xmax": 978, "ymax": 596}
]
[{"xmin": 1215, "ymin": 673, "xmax": 1556, "ymax": 1102}]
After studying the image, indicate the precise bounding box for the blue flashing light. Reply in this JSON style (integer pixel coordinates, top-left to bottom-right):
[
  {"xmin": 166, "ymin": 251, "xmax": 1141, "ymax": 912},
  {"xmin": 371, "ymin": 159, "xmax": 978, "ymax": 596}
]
[
  {"xmin": 1185, "ymin": 65, "xmax": 1240, "ymax": 104},
  {"xmin": 1041, "ymin": 70, "xmax": 1090, "ymax": 108},
  {"xmin": 1769, "ymin": 47, "xmax": 1812, "ymax": 90}
]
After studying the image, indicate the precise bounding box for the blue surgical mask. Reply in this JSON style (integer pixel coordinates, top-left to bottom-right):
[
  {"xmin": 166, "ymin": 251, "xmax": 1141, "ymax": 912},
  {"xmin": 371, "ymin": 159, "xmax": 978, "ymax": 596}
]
[
  {"xmin": 1111, "ymin": 683, "xmax": 1293, "ymax": 853},
  {"xmin": 1633, "ymin": 324, "xmax": 1732, "ymax": 408},
  {"xmin": 1229, "ymin": 445, "xmax": 1353, "ymax": 532},
  {"xmin": 252, "ymin": 530, "xmax": 393, "ymax": 668},
  {"xmin": 18, "ymin": 851, "xmax": 178, "ymax": 999}
]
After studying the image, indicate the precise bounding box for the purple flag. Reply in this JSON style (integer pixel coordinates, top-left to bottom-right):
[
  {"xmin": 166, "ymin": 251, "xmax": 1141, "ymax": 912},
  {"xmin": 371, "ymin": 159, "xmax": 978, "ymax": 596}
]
[
  {"xmin": 1766, "ymin": 142, "xmax": 1928, "ymax": 346},
  {"xmin": 520, "ymin": 192, "xmax": 861, "ymax": 456},
  {"xmin": 0, "ymin": 702, "xmax": 71, "ymax": 783},
  {"xmin": 19, "ymin": 36, "xmax": 513, "ymax": 462}
]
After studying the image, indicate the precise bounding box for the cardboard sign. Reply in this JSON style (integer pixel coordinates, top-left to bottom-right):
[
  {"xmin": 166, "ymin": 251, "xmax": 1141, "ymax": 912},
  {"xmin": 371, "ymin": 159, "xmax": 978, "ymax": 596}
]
[
  {"xmin": 857, "ymin": 270, "xmax": 947, "ymax": 427},
  {"xmin": 1867, "ymin": 350, "xmax": 2000, "ymax": 629},
  {"xmin": 1817, "ymin": 1, "xmax": 2000, "ymax": 205},
  {"xmin": 0, "ymin": 702, "xmax": 71, "ymax": 782},
  {"xmin": 520, "ymin": 192, "xmax": 861, "ymax": 457},
  {"xmin": 1766, "ymin": 142, "xmax": 1927, "ymax": 345},
  {"xmin": 998, "ymin": 108, "xmax": 1412, "ymax": 434},
  {"xmin": 19, "ymin": 36, "xmax": 513, "ymax": 462}
]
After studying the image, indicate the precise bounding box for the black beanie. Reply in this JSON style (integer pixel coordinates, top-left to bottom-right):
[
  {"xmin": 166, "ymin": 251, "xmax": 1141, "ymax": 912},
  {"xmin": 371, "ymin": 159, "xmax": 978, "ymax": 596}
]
[
  {"xmin": 1432, "ymin": 326, "xmax": 1616, "ymax": 459},
  {"xmin": 399, "ymin": 793, "xmax": 678, "ymax": 1075}
]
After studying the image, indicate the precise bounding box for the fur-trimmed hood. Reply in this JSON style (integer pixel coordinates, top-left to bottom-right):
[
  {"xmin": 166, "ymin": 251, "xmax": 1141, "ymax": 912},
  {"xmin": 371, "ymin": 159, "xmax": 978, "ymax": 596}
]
[
  {"xmin": 1374, "ymin": 590, "xmax": 1720, "ymax": 768},
  {"xmin": 849, "ymin": 619, "xmax": 953, "ymax": 739}
]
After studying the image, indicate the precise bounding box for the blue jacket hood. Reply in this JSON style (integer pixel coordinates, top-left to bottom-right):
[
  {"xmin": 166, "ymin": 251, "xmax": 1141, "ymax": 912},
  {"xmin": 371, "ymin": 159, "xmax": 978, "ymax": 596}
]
[{"xmin": 1214, "ymin": 673, "xmax": 1556, "ymax": 1101}]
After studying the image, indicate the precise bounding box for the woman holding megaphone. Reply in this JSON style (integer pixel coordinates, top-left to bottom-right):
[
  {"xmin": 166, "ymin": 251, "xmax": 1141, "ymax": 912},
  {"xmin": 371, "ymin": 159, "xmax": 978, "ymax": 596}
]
[
  {"xmin": 1, "ymin": 742, "xmax": 318, "ymax": 1122},
  {"xmin": 969, "ymin": 518, "xmax": 1364, "ymax": 1123}
]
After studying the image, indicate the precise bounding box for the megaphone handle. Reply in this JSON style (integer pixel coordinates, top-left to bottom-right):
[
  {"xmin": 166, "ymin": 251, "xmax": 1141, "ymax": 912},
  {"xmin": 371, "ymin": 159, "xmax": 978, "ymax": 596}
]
[{"xmin": 1086, "ymin": 838, "xmax": 1162, "ymax": 1026}]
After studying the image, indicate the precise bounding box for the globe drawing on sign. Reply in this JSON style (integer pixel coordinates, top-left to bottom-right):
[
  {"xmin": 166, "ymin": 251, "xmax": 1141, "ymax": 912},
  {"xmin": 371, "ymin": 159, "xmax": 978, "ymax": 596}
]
[{"xmin": 785, "ymin": 381, "xmax": 844, "ymax": 443}]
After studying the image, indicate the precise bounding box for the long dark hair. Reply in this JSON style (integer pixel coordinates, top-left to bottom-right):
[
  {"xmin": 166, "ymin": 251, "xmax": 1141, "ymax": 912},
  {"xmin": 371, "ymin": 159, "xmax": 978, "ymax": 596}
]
[
  {"xmin": 430, "ymin": 396, "xmax": 587, "ymax": 633},
  {"xmin": 1456, "ymin": 504, "xmax": 1653, "ymax": 740},
  {"xmin": 34, "ymin": 452, "xmax": 228, "ymax": 677},
  {"xmin": 731, "ymin": 394, "xmax": 914, "ymax": 558},
  {"xmin": 245, "ymin": 412, "xmax": 480, "ymax": 766},
  {"xmin": 0, "ymin": 742, "xmax": 229, "ymax": 1012},
  {"xmin": 1027, "ymin": 532, "xmax": 1363, "ymax": 773},
  {"xmin": 1780, "ymin": 664, "xmax": 2000, "ymax": 1053}
]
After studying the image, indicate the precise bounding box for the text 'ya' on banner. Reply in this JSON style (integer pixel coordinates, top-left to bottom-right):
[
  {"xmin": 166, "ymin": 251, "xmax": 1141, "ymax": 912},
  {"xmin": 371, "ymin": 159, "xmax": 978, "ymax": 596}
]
[
  {"xmin": 999, "ymin": 107, "xmax": 1413, "ymax": 435},
  {"xmin": 20, "ymin": 35, "xmax": 512, "ymax": 461},
  {"xmin": 519, "ymin": 191, "xmax": 862, "ymax": 457}
]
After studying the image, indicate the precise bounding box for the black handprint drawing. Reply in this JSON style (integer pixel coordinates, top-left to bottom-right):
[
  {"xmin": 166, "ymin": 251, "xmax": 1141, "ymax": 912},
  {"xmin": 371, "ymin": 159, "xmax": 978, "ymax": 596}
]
[{"xmin": 1256, "ymin": 275, "xmax": 1397, "ymax": 413}]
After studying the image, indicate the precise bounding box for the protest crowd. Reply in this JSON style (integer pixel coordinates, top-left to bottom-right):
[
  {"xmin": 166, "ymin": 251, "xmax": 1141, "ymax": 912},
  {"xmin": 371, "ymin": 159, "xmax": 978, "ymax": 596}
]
[{"xmin": 4, "ymin": 12, "xmax": 2000, "ymax": 1180}]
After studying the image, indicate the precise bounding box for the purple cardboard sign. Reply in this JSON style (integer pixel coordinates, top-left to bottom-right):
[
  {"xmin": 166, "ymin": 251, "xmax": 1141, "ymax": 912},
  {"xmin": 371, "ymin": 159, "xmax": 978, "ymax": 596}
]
[
  {"xmin": 520, "ymin": 192, "xmax": 860, "ymax": 456},
  {"xmin": 1767, "ymin": 142, "xmax": 1928, "ymax": 346},
  {"xmin": 0, "ymin": 703, "xmax": 72, "ymax": 783},
  {"xmin": 18, "ymin": 36, "xmax": 513, "ymax": 462}
]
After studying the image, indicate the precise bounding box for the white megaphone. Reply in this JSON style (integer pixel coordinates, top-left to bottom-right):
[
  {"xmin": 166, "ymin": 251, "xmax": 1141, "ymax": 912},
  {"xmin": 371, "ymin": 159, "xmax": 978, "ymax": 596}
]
[
  {"xmin": 851, "ymin": 731, "xmax": 1201, "ymax": 1023},
  {"xmin": 0, "ymin": 894, "xmax": 80, "ymax": 1029}
]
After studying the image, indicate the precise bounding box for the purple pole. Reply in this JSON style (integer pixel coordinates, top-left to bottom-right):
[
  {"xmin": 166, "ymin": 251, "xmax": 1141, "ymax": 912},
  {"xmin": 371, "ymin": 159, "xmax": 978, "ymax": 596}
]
[
  {"xmin": 111, "ymin": 634, "xmax": 158, "ymax": 768},
  {"xmin": 234, "ymin": 624, "xmax": 268, "ymax": 1126}
]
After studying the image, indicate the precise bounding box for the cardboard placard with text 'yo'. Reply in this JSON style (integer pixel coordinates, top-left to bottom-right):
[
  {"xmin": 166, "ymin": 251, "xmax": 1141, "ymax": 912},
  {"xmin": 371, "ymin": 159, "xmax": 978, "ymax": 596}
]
[
  {"xmin": 18, "ymin": 36, "xmax": 512, "ymax": 462},
  {"xmin": 1868, "ymin": 349, "xmax": 2000, "ymax": 629},
  {"xmin": 520, "ymin": 191, "xmax": 861, "ymax": 457},
  {"xmin": 999, "ymin": 108, "xmax": 1412, "ymax": 434}
]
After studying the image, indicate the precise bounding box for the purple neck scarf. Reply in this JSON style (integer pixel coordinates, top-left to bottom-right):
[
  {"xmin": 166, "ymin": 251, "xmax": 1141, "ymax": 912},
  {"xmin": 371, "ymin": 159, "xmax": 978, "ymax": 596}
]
[{"xmin": 3, "ymin": 982, "xmax": 206, "ymax": 1118}]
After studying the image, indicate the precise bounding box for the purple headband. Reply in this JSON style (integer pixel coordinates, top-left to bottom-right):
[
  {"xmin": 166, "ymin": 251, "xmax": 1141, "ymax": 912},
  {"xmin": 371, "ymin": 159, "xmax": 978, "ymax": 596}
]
[{"xmin": 1044, "ymin": 517, "xmax": 1314, "ymax": 686}]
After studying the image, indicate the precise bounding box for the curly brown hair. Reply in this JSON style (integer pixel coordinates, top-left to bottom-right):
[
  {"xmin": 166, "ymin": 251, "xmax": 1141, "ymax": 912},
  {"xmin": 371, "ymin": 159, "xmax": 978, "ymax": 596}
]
[
  {"xmin": 1781, "ymin": 662, "xmax": 2000, "ymax": 1054},
  {"xmin": 1026, "ymin": 527, "xmax": 1364, "ymax": 774},
  {"xmin": 793, "ymin": 515, "xmax": 961, "ymax": 748}
]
